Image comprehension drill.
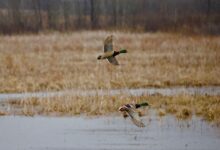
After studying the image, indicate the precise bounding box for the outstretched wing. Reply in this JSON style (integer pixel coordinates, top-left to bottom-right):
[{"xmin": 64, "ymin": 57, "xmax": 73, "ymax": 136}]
[
  {"xmin": 104, "ymin": 35, "xmax": 113, "ymax": 52},
  {"xmin": 107, "ymin": 56, "xmax": 119, "ymax": 65},
  {"xmin": 127, "ymin": 108, "xmax": 145, "ymax": 127}
]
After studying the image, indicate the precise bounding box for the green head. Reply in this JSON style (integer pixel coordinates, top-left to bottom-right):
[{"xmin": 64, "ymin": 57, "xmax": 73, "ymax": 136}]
[
  {"xmin": 135, "ymin": 102, "xmax": 149, "ymax": 108},
  {"xmin": 140, "ymin": 102, "xmax": 149, "ymax": 106},
  {"xmin": 119, "ymin": 49, "xmax": 127, "ymax": 53}
]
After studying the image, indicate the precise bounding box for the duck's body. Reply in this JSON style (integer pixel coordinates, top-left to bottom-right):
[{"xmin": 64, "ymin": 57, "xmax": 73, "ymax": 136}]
[
  {"xmin": 97, "ymin": 35, "xmax": 127, "ymax": 65},
  {"xmin": 119, "ymin": 102, "xmax": 149, "ymax": 128}
]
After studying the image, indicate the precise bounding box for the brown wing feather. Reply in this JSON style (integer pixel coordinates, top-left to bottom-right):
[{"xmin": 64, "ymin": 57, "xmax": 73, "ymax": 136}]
[
  {"xmin": 107, "ymin": 56, "xmax": 119, "ymax": 65},
  {"xmin": 104, "ymin": 35, "xmax": 113, "ymax": 52}
]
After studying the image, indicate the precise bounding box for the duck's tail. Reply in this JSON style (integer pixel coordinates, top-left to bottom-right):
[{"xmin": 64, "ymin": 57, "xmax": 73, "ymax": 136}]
[
  {"xmin": 135, "ymin": 102, "xmax": 149, "ymax": 108},
  {"xmin": 119, "ymin": 49, "xmax": 127, "ymax": 53}
]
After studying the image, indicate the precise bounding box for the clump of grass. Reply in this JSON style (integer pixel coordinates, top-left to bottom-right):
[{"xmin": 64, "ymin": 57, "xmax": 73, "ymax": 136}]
[
  {"xmin": 157, "ymin": 108, "xmax": 166, "ymax": 117},
  {"xmin": 176, "ymin": 107, "xmax": 192, "ymax": 120},
  {"xmin": 0, "ymin": 111, "xmax": 7, "ymax": 116},
  {"xmin": 21, "ymin": 105, "xmax": 35, "ymax": 117},
  {"xmin": 166, "ymin": 105, "xmax": 178, "ymax": 114},
  {"xmin": 194, "ymin": 96, "xmax": 220, "ymax": 122}
]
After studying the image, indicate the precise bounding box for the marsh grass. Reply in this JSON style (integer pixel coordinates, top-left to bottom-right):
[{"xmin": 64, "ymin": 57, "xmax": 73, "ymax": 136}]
[
  {"xmin": 146, "ymin": 95, "xmax": 220, "ymax": 122},
  {"xmin": 0, "ymin": 111, "xmax": 6, "ymax": 116},
  {"xmin": 0, "ymin": 31, "xmax": 219, "ymax": 93},
  {"xmin": 157, "ymin": 108, "xmax": 166, "ymax": 117},
  {"xmin": 7, "ymin": 94, "xmax": 132, "ymax": 116},
  {"xmin": 3, "ymin": 94, "xmax": 220, "ymax": 124}
]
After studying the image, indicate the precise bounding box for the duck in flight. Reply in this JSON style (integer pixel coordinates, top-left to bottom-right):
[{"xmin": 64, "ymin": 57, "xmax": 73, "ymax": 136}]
[
  {"xmin": 119, "ymin": 102, "xmax": 149, "ymax": 127},
  {"xmin": 97, "ymin": 35, "xmax": 127, "ymax": 65}
]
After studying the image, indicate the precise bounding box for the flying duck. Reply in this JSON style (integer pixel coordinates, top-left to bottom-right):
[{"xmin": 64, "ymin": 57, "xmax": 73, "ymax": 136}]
[
  {"xmin": 119, "ymin": 102, "xmax": 149, "ymax": 128},
  {"xmin": 97, "ymin": 35, "xmax": 127, "ymax": 65}
]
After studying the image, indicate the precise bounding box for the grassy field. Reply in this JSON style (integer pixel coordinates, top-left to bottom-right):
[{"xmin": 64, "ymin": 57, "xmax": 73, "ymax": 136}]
[
  {"xmin": 0, "ymin": 31, "xmax": 219, "ymax": 93},
  {"xmin": 1, "ymin": 94, "xmax": 219, "ymax": 125}
]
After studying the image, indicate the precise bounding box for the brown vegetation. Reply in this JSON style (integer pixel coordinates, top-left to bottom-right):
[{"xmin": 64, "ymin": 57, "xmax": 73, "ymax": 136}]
[
  {"xmin": 0, "ymin": 31, "xmax": 219, "ymax": 93},
  {"xmin": 2, "ymin": 94, "xmax": 220, "ymax": 124},
  {"xmin": 0, "ymin": 111, "xmax": 7, "ymax": 116},
  {"xmin": 147, "ymin": 95, "xmax": 220, "ymax": 122}
]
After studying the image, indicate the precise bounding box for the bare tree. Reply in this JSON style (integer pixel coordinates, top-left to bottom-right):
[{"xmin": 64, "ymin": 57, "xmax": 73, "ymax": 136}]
[
  {"xmin": 75, "ymin": 0, "xmax": 82, "ymax": 28},
  {"xmin": 63, "ymin": 0, "xmax": 72, "ymax": 30},
  {"xmin": 112, "ymin": 0, "xmax": 118, "ymax": 27},
  {"xmin": 90, "ymin": 0, "xmax": 98, "ymax": 29},
  {"xmin": 8, "ymin": 0, "xmax": 22, "ymax": 32},
  {"xmin": 32, "ymin": 0, "xmax": 42, "ymax": 31},
  {"xmin": 207, "ymin": 0, "xmax": 211, "ymax": 17}
]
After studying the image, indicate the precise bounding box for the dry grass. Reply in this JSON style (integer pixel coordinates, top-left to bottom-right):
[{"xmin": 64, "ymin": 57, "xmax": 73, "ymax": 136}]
[
  {"xmin": 3, "ymin": 94, "xmax": 220, "ymax": 124},
  {"xmin": 0, "ymin": 31, "xmax": 219, "ymax": 93},
  {"xmin": 157, "ymin": 108, "xmax": 166, "ymax": 117},
  {"xmin": 146, "ymin": 95, "xmax": 220, "ymax": 122},
  {"xmin": 0, "ymin": 111, "xmax": 7, "ymax": 116},
  {"xmin": 6, "ymin": 94, "xmax": 133, "ymax": 116}
]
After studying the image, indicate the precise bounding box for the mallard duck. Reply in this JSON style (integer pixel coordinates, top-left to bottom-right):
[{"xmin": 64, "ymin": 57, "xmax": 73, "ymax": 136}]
[
  {"xmin": 119, "ymin": 102, "xmax": 149, "ymax": 128},
  {"xmin": 97, "ymin": 35, "xmax": 127, "ymax": 65}
]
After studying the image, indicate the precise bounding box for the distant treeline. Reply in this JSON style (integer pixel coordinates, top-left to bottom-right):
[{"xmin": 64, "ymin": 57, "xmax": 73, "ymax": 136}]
[{"xmin": 0, "ymin": 0, "xmax": 219, "ymax": 34}]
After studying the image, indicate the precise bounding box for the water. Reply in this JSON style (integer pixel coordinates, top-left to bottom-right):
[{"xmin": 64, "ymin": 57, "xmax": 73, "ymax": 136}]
[
  {"xmin": 0, "ymin": 114, "xmax": 220, "ymax": 150},
  {"xmin": 0, "ymin": 86, "xmax": 219, "ymax": 101}
]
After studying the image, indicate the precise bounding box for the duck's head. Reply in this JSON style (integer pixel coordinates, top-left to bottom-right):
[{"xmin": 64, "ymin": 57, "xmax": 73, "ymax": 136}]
[
  {"xmin": 97, "ymin": 55, "xmax": 102, "ymax": 60},
  {"xmin": 141, "ymin": 102, "xmax": 149, "ymax": 107}
]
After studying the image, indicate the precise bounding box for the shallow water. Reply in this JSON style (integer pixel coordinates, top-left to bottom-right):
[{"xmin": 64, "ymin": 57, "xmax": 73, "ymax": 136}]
[
  {"xmin": 0, "ymin": 114, "xmax": 220, "ymax": 150},
  {"xmin": 0, "ymin": 86, "xmax": 219, "ymax": 101}
]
